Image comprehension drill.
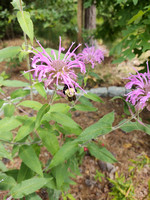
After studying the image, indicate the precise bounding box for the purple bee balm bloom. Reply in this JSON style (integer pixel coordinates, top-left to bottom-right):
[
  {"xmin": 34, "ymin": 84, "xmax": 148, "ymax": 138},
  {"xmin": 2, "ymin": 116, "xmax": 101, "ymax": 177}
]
[
  {"xmin": 77, "ymin": 44, "xmax": 104, "ymax": 68},
  {"xmin": 26, "ymin": 37, "xmax": 86, "ymax": 92},
  {"xmin": 125, "ymin": 61, "xmax": 150, "ymax": 111}
]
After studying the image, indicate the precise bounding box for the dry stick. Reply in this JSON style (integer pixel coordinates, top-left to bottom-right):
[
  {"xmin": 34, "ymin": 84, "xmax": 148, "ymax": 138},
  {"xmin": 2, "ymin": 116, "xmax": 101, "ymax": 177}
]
[
  {"xmin": 17, "ymin": 106, "xmax": 29, "ymax": 115},
  {"xmin": 125, "ymin": 184, "xmax": 132, "ymax": 198}
]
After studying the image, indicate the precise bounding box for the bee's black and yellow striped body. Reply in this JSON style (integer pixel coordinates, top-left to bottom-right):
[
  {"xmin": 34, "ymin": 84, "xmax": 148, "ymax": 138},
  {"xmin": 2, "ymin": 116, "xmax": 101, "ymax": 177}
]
[{"xmin": 63, "ymin": 84, "xmax": 77, "ymax": 102}]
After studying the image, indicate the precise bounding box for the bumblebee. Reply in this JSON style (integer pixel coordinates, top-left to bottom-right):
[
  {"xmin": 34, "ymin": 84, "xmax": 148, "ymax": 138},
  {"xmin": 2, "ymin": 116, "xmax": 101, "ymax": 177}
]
[{"xmin": 63, "ymin": 84, "xmax": 77, "ymax": 102}]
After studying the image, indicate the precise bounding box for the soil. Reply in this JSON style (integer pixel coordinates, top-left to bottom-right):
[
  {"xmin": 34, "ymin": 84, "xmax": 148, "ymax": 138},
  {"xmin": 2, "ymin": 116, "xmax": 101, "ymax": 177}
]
[{"xmin": 0, "ymin": 39, "xmax": 150, "ymax": 200}]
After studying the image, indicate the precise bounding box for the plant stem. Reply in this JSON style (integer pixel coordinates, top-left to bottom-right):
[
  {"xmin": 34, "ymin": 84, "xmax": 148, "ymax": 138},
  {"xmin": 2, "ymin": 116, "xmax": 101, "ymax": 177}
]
[
  {"xmin": 70, "ymin": 64, "xmax": 91, "ymax": 107},
  {"xmin": 0, "ymin": 139, "xmax": 41, "ymax": 146},
  {"xmin": 19, "ymin": 0, "xmax": 33, "ymax": 101},
  {"xmin": 24, "ymin": 33, "xmax": 33, "ymax": 100},
  {"xmin": 112, "ymin": 117, "xmax": 133, "ymax": 130},
  {"xmin": 80, "ymin": 117, "xmax": 134, "ymax": 147},
  {"xmin": 49, "ymin": 89, "xmax": 56, "ymax": 105}
]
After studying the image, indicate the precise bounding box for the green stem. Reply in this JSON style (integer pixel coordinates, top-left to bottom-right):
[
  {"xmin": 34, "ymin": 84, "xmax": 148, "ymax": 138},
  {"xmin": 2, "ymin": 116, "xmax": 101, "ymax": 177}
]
[
  {"xmin": 19, "ymin": 0, "xmax": 33, "ymax": 101},
  {"xmin": 80, "ymin": 117, "xmax": 134, "ymax": 147},
  {"xmin": 112, "ymin": 117, "xmax": 133, "ymax": 130},
  {"xmin": 0, "ymin": 139, "xmax": 41, "ymax": 146},
  {"xmin": 24, "ymin": 33, "xmax": 33, "ymax": 100},
  {"xmin": 49, "ymin": 89, "xmax": 56, "ymax": 105},
  {"xmin": 70, "ymin": 64, "xmax": 91, "ymax": 108}
]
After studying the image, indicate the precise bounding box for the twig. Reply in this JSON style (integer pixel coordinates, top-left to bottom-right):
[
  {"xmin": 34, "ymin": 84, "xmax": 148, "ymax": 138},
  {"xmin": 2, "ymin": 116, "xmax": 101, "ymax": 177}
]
[
  {"xmin": 17, "ymin": 106, "xmax": 31, "ymax": 115},
  {"xmin": 0, "ymin": 139, "xmax": 41, "ymax": 146}
]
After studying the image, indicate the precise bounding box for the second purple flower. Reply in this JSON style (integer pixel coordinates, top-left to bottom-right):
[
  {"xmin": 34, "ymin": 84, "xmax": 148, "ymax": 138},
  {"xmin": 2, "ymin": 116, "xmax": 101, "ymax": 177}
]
[{"xmin": 77, "ymin": 44, "xmax": 104, "ymax": 69}]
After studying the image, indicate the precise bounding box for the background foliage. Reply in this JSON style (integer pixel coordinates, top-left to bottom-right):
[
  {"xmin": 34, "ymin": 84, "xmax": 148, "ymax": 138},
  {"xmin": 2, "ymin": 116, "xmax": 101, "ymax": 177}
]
[{"xmin": 1, "ymin": 0, "xmax": 150, "ymax": 65}]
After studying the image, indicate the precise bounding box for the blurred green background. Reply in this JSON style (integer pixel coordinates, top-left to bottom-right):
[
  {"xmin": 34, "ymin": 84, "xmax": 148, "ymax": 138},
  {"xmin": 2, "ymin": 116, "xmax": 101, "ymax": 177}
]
[{"xmin": 0, "ymin": 0, "xmax": 150, "ymax": 65}]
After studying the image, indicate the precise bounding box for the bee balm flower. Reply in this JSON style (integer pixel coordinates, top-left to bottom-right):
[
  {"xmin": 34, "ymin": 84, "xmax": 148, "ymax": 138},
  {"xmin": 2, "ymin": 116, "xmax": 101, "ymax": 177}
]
[
  {"xmin": 77, "ymin": 44, "xmax": 104, "ymax": 68},
  {"xmin": 125, "ymin": 61, "xmax": 150, "ymax": 111},
  {"xmin": 26, "ymin": 37, "xmax": 86, "ymax": 92}
]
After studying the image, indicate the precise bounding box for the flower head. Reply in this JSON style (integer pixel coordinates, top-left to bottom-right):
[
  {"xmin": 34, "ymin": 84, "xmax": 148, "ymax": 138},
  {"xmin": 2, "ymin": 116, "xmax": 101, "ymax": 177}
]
[
  {"xmin": 125, "ymin": 61, "xmax": 150, "ymax": 111},
  {"xmin": 26, "ymin": 37, "xmax": 86, "ymax": 92},
  {"xmin": 77, "ymin": 44, "xmax": 104, "ymax": 68}
]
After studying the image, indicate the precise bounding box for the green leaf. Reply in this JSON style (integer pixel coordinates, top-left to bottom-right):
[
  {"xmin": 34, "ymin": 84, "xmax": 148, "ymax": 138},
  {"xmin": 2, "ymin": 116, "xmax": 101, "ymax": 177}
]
[
  {"xmin": 0, "ymin": 117, "xmax": 21, "ymax": 132},
  {"xmin": 128, "ymin": 10, "xmax": 144, "ymax": 24},
  {"xmin": 44, "ymin": 174, "xmax": 56, "ymax": 189},
  {"xmin": 66, "ymin": 194, "xmax": 76, "ymax": 200},
  {"xmin": 38, "ymin": 129, "xmax": 59, "ymax": 155},
  {"xmin": 89, "ymin": 71, "xmax": 101, "ymax": 80},
  {"xmin": 21, "ymin": 70, "xmax": 34, "ymax": 81},
  {"xmin": 87, "ymin": 143, "xmax": 117, "ymax": 163},
  {"xmin": 11, "ymin": 0, "xmax": 21, "ymax": 10},
  {"xmin": 10, "ymin": 177, "xmax": 47, "ymax": 198},
  {"xmin": 14, "ymin": 119, "xmax": 35, "ymax": 142},
  {"xmin": 84, "ymin": 92, "xmax": 103, "ymax": 103},
  {"xmin": 35, "ymin": 104, "xmax": 50, "ymax": 129},
  {"xmin": 0, "ymin": 99, "xmax": 5, "ymax": 108},
  {"xmin": 75, "ymin": 112, "xmax": 114, "ymax": 142},
  {"xmin": 2, "ymin": 80, "xmax": 29, "ymax": 87},
  {"xmin": 11, "ymin": 89, "xmax": 30, "ymax": 99},
  {"xmin": 49, "ymin": 142, "xmax": 79, "ymax": 169},
  {"xmin": 18, "ymin": 100, "xmax": 42, "ymax": 111},
  {"xmin": 43, "ymin": 112, "xmax": 81, "ymax": 133},
  {"xmin": 0, "ymin": 173, "xmax": 16, "ymax": 190},
  {"xmin": 47, "ymin": 188, "xmax": 61, "ymax": 200},
  {"xmin": 0, "ymin": 142, "xmax": 12, "ymax": 160},
  {"xmin": 34, "ymin": 82, "xmax": 47, "ymax": 99},
  {"xmin": 51, "ymin": 164, "xmax": 68, "ymax": 189},
  {"xmin": 19, "ymin": 145, "xmax": 43, "ymax": 176},
  {"xmin": 79, "ymin": 96, "xmax": 93, "ymax": 107},
  {"xmin": 120, "ymin": 120, "xmax": 150, "ymax": 135},
  {"xmin": 122, "ymin": 48, "xmax": 135, "ymax": 60},
  {"xmin": 74, "ymin": 104, "xmax": 97, "ymax": 112},
  {"xmin": 5, "ymin": 169, "xmax": 19, "ymax": 181},
  {"xmin": 112, "ymin": 57, "xmax": 125, "ymax": 64},
  {"xmin": 17, "ymin": 11, "xmax": 34, "ymax": 44},
  {"xmin": 0, "ymin": 160, "xmax": 7, "ymax": 172},
  {"xmin": 3, "ymin": 104, "xmax": 15, "ymax": 117},
  {"xmin": 110, "ymin": 42, "xmax": 123, "ymax": 56},
  {"xmin": 139, "ymin": 32, "xmax": 150, "ymax": 52},
  {"xmin": 133, "ymin": 0, "xmax": 138, "ymax": 5},
  {"xmin": 50, "ymin": 103, "xmax": 70, "ymax": 114},
  {"xmin": 17, "ymin": 162, "xmax": 34, "ymax": 183},
  {"xmin": 26, "ymin": 192, "xmax": 42, "ymax": 200},
  {"xmin": 0, "ymin": 131, "xmax": 13, "ymax": 141},
  {"xmin": 0, "ymin": 46, "xmax": 21, "ymax": 62},
  {"xmin": 0, "ymin": 87, "xmax": 5, "ymax": 93}
]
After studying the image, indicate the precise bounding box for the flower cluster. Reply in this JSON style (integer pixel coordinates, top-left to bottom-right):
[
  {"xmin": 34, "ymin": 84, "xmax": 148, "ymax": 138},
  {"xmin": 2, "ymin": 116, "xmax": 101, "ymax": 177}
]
[
  {"xmin": 26, "ymin": 38, "xmax": 105, "ymax": 98},
  {"xmin": 125, "ymin": 61, "xmax": 150, "ymax": 111},
  {"xmin": 77, "ymin": 44, "xmax": 104, "ymax": 68},
  {"xmin": 27, "ymin": 37, "xmax": 86, "ymax": 92}
]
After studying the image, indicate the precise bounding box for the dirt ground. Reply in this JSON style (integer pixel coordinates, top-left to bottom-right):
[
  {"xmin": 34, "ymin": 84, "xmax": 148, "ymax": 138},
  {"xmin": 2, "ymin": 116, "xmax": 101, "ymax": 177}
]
[{"xmin": 0, "ymin": 39, "xmax": 150, "ymax": 200}]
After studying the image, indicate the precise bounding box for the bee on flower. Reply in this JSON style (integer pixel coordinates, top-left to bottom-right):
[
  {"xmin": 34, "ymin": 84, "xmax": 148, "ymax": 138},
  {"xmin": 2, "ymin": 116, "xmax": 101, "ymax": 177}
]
[{"xmin": 26, "ymin": 37, "xmax": 86, "ymax": 96}]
